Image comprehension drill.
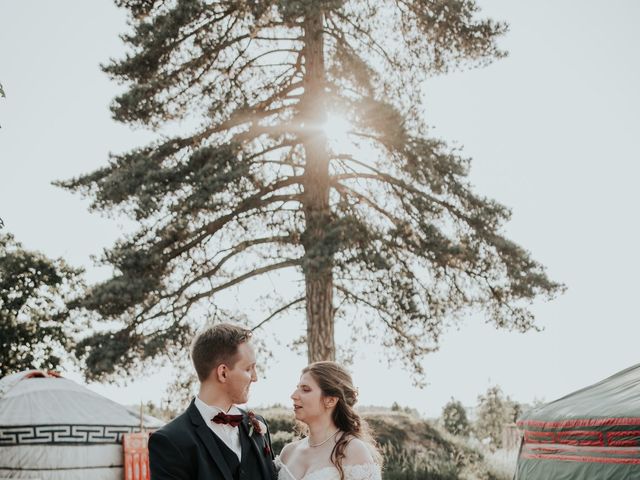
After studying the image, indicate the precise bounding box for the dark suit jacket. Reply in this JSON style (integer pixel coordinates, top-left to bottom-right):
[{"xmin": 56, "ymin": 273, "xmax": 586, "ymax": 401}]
[{"xmin": 149, "ymin": 400, "xmax": 277, "ymax": 480}]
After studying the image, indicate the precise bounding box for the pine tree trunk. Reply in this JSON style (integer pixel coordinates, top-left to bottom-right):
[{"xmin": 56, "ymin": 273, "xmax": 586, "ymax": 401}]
[{"xmin": 301, "ymin": 9, "xmax": 335, "ymax": 363}]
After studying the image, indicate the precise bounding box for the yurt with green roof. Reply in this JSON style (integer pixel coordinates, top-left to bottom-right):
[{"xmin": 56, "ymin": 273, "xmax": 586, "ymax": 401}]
[{"xmin": 516, "ymin": 363, "xmax": 640, "ymax": 479}]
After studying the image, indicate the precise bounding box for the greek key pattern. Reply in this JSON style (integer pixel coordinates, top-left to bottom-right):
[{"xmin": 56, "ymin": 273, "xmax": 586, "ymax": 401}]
[
  {"xmin": 525, "ymin": 429, "xmax": 640, "ymax": 447},
  {"xmin": 0, "ymin": 425, "xmax": 140, "ymax": 445}
]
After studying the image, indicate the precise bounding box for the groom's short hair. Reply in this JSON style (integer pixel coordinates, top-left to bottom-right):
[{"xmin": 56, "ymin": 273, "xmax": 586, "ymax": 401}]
[{"xmin": 191, "ymin": 323, "xmax": 252, "ymax": 381}]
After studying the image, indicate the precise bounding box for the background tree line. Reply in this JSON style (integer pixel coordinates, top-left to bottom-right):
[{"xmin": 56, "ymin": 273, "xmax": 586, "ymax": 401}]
[{"xmin": 441, "ymin": 385, "xmax": 537, "ymax": 451}]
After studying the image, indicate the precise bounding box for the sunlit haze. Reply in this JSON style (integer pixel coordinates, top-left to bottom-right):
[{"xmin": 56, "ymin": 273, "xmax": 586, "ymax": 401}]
[{"xmin": 322, "ymin": 111, "xmax": 355, "ymax": 154}]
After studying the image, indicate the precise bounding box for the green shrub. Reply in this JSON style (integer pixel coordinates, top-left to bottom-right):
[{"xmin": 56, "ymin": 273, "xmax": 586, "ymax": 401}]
[
  {"xmin": 262, "ymin": 407, "xmax": 297, "ymax": 434},
  {"xmin": 441, "ymin": 398, "xmax": 471, "ymax": 437},
  {"xmin": 263, "ymin": 407, "xmax": 303, "ymax": 455},
  {"xmin": 474, "ymin": 386, "xmax": 521, "ymax": 451},
  {"xmin": 380, "ymin": 442, "xmax": 458, "ymax": 480},
  {"xmin": 270, "ymin": 430, "xmax": 297, "ymax": 455}
]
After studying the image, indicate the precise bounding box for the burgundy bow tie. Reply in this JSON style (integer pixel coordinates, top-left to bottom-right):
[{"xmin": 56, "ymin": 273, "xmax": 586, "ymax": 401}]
[{"xmin": 212, "ymin": 412, "xmax": 243, "ymax": 427}]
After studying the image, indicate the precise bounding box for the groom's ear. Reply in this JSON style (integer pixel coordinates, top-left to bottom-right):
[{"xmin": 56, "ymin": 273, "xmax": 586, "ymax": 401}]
[{"xmin": 216, "ymin": 364, "xmax": 228, "ymax": 383}]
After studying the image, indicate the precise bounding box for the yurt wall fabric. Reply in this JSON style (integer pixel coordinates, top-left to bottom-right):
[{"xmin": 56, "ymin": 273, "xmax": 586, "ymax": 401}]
[
  {"xmin": 0, "ymin": 371, "xmax": 162, "ymax": 479},
  {"xmin": 515, "ymin": 363, "xmax": 640, "ymax": 479}
]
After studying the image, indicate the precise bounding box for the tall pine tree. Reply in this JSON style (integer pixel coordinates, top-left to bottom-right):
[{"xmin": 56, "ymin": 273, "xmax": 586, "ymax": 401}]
[{"xmin": 59, "ymin": 0, "xmax": 563, "ymax": 381}]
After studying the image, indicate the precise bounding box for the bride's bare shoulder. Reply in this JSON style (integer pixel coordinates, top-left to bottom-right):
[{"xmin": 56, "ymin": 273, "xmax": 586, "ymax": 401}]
[
  {"xmin": 279, "ymin": 438, "xmax": 305, "ymax": 463},
  {"xmin": 343, "ymin": 437, "xmax": 375, "ymax": 465}
]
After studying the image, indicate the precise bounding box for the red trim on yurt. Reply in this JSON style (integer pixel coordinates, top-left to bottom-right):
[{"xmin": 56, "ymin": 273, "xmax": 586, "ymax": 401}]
[
  {"xmin": 521, "ymin": 453, "xmax": 640, "ymax": 464},
  {"xmin": 524, "ymin": 431, "xmax": 555, "ymax": 444},
  {"xmin": 524, "ymin": 428, "xmax": 640, "ymax": 447},
  {"xmin": 606, "ymin": 431, "xmax": 640, "ymax": 447},
  {"xmin": 528, "ymin": 445, "xmax": 640, "ymax": 456},
  {"xmin": 23, "ymin": 370, "xmax": 62, "ymax": 379},
  {"xmin": 556, "ymin": 431, "xmax": 603, "ymax": 446},
  {"xmin": 518, "ymin": 417, "xmax": 640, "ymax": 429},
  {"xmin": 524, "ymin": 430, "xmax": 603, "ymax": 446}
]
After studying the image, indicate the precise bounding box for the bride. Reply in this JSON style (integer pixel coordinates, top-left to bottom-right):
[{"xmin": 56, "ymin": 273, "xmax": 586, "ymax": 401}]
[{"xmin": 276, "ymin": 361, "xmax": 382, "ymax": 480}]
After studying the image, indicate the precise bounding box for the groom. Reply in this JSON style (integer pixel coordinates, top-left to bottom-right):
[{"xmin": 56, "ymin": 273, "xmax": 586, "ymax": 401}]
[{"xmin": 149, "ymin": 323, "xmax": 277, "ymax": 480}]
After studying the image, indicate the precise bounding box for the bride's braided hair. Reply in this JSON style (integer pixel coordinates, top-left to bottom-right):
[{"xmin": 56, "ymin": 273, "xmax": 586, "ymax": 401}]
[{"xmin": 302, "ymin": 362, "xmax": 381, "ymax": 480}]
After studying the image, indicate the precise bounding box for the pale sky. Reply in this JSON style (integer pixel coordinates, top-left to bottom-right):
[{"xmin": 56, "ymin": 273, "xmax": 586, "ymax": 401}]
[{"xmin": 1, "ymin": 0, "xmax": 639, "ymax": 418}]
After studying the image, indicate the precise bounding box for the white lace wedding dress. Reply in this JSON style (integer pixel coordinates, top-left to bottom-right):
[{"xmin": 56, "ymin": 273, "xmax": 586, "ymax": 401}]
[{"xmin": 275, "ymin": 457, "xmax": 382, "ymax": 480}]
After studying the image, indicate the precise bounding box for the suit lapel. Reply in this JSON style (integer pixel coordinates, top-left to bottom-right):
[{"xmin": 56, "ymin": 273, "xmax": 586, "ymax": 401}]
[
  {"xmin": 239, "ymin": 416, "xmax": 252, "ymax": 457},
  {"xmin": 240, "ymin": 411, "xmax": 272, "ymax": 480},
  {"xmin": 188, "ymin": 401, "xmax": 234, "ymax": 480}
]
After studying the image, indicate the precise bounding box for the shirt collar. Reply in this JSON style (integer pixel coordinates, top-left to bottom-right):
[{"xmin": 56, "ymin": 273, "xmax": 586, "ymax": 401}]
[{"xmin": 194, "ymin": 395, "xmax": 242, "ymax": 422}]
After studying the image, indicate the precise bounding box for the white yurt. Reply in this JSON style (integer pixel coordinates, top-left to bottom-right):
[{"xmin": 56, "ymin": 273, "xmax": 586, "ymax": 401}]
[{"xmin": 0, "ymin": 370, "xmax": 164, "ymax": 479}]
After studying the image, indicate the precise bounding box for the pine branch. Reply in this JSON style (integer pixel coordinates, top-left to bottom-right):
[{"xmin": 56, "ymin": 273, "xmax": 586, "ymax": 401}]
[
  {"xmin": 251, "ymin": 297, "xmax": 305, "ymax": 331},
  {"xmin": 184, "ymin": 258, "xmax": 302, "ymax": 305},
  {"xmin": 165, "ymin": 177, "xmax": 304, "ymax": 260},
  {"xmin": 335, "ymin": 284, "xmax": 434, "ymax": 355},
  {"xmin": 331, "ymin": 180, "xmax": 403, "ymax": 228},
  {"xmin": 327, "ymin": 11, "xmax": 397, "ymax": 67},
  {"xmin": 170, "ymin": 234, "xmax": 297, "ymax": 300},
  {"xmin": 332, "ymin": 172, "xmax": 474, "ymax": 225}
]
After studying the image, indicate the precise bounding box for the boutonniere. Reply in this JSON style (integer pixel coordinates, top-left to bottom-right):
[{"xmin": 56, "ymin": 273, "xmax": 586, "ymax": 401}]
[
  {"xmin": 247, "ymin": 411, "xmax": 267, "ymax": 437},
  {"xmin": 247, "ymin": 411, "xmax": 271, "ymax": 456}
]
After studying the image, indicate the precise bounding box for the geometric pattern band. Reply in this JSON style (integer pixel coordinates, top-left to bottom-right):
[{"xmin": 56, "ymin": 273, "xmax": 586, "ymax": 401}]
[
  {"xmin": 524, "ymin": 429, "xmax": 640, "ymax": 447},
  {"xmin": 0, "ymin": 425, "xmax": 142, "ymax": 445}
]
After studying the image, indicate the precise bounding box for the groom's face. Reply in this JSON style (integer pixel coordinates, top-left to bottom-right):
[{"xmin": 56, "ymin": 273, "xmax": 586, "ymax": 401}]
[{"xmin": 225, "ymin": 341, "xmax": 258, "ymax": 404}]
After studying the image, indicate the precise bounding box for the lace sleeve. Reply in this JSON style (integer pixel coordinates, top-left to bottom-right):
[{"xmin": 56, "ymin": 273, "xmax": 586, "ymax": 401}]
[{"xmin": 343, "ymin": 463, "xmax": 382, "ymax": 480}]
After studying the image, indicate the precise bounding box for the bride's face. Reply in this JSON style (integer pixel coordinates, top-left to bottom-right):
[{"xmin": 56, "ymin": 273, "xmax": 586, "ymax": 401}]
[{"xmin": 291, "ymin": 372, "xmax": 330, "ymax": 423}]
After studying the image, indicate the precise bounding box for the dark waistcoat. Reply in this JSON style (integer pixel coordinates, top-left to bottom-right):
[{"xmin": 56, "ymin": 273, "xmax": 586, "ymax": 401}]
[{"xmin": 211, "ymin": 427, "xmax": 264, "ymax": 480}]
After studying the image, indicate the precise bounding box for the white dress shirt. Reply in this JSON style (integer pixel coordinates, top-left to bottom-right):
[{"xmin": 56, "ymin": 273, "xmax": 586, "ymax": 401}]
[{"xmin": 194, "ymin": 396, "xmax": 242, "ymax": 460}]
